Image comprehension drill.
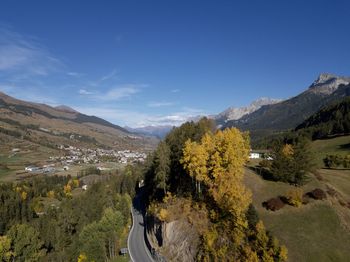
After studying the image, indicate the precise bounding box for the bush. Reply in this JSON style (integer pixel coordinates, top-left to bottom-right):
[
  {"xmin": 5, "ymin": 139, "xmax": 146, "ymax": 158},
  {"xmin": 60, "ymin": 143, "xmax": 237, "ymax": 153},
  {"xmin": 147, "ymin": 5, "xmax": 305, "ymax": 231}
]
[
  {"xmin": 307, "ymin": 188, "xmax": 326, "ymax": 200},
  {"xmin": 263, "ymin": 197, "xmax": 285, "ymax": 211},
  {"xmin": 286, "ymin": 188, "xmax": 303, "ymax": 207},
  {"xmin": 323, "ymin": 154, "xmax": 350, "ymax": 169}
]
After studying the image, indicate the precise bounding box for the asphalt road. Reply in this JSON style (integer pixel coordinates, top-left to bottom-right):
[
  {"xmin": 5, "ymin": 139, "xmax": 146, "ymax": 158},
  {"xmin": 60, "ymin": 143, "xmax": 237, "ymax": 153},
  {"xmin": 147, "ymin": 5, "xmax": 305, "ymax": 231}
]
[{"xmin": 128, "ymin": 191, "xmax": 154, "ymax": 262}]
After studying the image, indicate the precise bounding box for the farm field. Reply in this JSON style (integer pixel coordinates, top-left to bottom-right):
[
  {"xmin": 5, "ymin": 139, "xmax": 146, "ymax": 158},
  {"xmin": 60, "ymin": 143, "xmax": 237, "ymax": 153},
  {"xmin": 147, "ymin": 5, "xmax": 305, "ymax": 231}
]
[
  {"xmin": 244, "ymin": 168, "xmax": 350, "ymax": 262},
  {"xmin": 311, "ymin": 135, "xmax": 350, "ymax": 167},
  {"xmin": 0, "ymin": 139, "xmax": 59, "ymax": 181}
]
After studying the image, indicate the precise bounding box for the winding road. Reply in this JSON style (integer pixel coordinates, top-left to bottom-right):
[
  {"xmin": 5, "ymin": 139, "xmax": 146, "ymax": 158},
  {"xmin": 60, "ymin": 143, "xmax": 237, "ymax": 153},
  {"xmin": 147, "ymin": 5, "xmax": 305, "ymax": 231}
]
[{"xmin": 128, "ymin": 190, "xmax": 154, "ymax": 262}]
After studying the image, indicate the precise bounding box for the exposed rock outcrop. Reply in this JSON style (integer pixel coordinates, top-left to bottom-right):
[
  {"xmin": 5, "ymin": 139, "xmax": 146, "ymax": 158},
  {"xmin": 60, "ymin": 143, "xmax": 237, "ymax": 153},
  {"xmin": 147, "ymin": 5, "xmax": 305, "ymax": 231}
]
[{"xmin": 146, "ymin": 215, "xmax": 200, "ymax": 262}]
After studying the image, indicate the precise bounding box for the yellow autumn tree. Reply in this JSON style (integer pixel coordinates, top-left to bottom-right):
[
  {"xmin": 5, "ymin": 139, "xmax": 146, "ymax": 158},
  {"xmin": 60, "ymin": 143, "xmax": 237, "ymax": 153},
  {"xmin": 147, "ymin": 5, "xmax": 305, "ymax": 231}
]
[
  {"xmin": 158, "ymin": 208, "xmax": 169, "ymax": 222},
  {"xmin": 64, "ymin": 184, "xmax": 72, "ymax": 198},
  {"xmin": 72, "ymin": 179, "xmax": 80, "ymax": 188},
  {"xmin": 182, "ymin": 139, "xmax": 209, "ymax": 195},
  {"xmin": 279, "ymin": 245, "xmax": 288, "ymax": 261},
  {"xmin": 47, "ymin": 190, "xmax": 55, "ymax": 199},
  {"xmin": 286, "ymin": 188, "xmax": 303, "ymax": 207},
  {"xmin": 0, "ymin": 235, "xmax": 14, "ymax": 261},
  {"xmin": 77, "ymin": 253, "xmax": 87, "ymax": 262},
  {"xmin": 182, "ymin": 128, "xmax": 251, "ymax": 239},
  {"xmin": 282, "ymin": 144, "xmax": 294, "ymax": 157},
  {"xmin": 21, "ymin": 191, "xmax": 27, "ymax": 201}
]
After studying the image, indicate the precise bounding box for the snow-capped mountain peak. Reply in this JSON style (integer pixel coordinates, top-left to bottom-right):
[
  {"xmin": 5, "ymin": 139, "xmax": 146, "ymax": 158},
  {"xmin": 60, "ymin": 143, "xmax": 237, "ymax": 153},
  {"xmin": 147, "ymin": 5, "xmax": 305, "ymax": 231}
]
[
  {"xmin": 215, "ymin": 97, "xmax": 282, "ymax": 123},
  {"xmin": 308, "ymin": 73, "xmax": 350, "ymax": 95}
]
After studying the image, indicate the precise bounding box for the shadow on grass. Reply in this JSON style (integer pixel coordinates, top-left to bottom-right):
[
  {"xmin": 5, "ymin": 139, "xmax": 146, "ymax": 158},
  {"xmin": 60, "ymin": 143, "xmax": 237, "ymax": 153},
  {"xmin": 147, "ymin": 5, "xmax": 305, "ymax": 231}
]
[
  {"xmin": 247, "ymin": 166, "xmax": 277, "ymax": 182},
  {"xmin": 339, "ymin": 143, "xmax": 350, "ymax": 150}
]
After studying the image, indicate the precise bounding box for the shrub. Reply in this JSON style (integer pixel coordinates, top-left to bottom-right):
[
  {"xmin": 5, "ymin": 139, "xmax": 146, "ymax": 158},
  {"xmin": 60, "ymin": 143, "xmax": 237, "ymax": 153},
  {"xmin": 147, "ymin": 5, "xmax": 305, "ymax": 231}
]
[
  {"xmin": 263, "ymin": 197, "xmax": 285, "ymax": 211},
  {"xmin": 323, "ymin": 154, "xmax": 350, "ymax": 169},
  {"xmin": 307, "ymin": 188, "xmax": 326, "ymax": 200},
  {"xmin": 286, "ymin": 188, "xmax": 303, "ymax": 207}
]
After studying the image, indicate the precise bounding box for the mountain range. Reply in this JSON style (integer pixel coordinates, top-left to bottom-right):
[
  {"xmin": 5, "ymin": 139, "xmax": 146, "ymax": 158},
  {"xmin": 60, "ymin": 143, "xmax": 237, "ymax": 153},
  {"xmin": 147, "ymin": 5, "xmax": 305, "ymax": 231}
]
[
  {"xmin": 0, "ymin": 92, "xmax": 157, "ymax": 151},
  {"xmin": 223, "ymin": 73, "xmax": 350, "ymax": 140},
  {"xmin": 214, "ymin": 97, "xmax": 283, "ymax": 127},
  {"xmin": 0, "ymin": 73, "xmax": 349, "ymax": 148}
]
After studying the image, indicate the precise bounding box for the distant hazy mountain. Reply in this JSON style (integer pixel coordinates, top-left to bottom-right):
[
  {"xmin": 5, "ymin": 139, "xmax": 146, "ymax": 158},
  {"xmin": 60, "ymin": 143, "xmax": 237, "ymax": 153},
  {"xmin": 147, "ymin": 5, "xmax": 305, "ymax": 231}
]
[
  {"xmin": 125, "ymin": 125, "xmax": 174, "ymax": 138},
  {"xmin": 214, "ymin": 97, "xmax": 283, "ymax": 126},
  {"xmin": 0, "ymin": 92, "xmax": 157, "ymax": 151},
  {"xmin": 223, "ymin": 73, "xmax": 350, "ymax": 139}
]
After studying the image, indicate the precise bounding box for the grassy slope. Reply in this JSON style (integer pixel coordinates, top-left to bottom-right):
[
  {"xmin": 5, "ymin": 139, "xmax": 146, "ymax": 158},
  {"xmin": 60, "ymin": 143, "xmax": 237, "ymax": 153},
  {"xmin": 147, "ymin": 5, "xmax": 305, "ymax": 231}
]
[
  {"xmin": 311, "ymin": 135, "xmax": 350, "ymax": 167},
  {"xmin": 0, "ymin": 135, "xmax": 60, "ymax": 181},
  {"xmin": 244, "ymin": 168, "xmax": 350, "ymax": 262}
]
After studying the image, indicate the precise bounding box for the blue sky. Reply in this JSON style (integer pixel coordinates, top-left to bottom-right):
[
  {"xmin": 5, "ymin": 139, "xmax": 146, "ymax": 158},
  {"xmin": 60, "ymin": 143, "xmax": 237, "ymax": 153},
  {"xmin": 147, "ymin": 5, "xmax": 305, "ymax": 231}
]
[{"xmin": 0, "ymin": 0, "xmax": 350, "ymax": 127}]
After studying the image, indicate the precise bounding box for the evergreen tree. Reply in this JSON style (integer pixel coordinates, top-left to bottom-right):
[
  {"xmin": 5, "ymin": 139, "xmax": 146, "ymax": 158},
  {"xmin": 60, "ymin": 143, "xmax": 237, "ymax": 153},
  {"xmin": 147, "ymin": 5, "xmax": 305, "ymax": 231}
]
[
  {"xmin": 7, "ymin": 224, "xmax": 45, "ymax": 261},
  {"xmin": 154, "ymin": 141, "xmax": 171, "ymax": 196},
  {"xmin": 270, "ymin": 139, "xmax": 315, "ymax": 185}
]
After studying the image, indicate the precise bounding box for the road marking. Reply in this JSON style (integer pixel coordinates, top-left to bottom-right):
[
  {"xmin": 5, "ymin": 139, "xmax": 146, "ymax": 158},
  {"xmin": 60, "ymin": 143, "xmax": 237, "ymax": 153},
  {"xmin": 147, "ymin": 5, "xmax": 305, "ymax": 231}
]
[
  {"xmin": 128, "ymin": 194, "xmax": 155, "ymax": 262},
  {"xmin": 127, "ymin": 206, "xmax": 136, "ymax": 262},
  {"xmin": 142, "ymin": 211, "xmax": 155, "ymax": 262}
]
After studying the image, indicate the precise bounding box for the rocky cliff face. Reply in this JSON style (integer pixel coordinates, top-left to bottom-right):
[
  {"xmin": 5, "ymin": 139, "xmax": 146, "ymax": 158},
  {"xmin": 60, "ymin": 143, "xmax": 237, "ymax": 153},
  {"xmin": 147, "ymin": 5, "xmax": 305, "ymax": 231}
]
[
  {"xmin": 308, "ymin": 73, "xmax": 350, "ymax": 95},
  {"xmin": 146, "ymin": 215, "xmax": 200, "ymax": 262},
  {"xmin": 215, "ymin": 97, "xmax": 283, "ymax": 124}
]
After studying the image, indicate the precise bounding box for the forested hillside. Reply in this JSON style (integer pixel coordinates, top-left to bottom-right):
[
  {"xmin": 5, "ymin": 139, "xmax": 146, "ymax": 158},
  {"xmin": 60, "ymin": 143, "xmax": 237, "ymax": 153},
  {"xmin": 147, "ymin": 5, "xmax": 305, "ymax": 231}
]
[
  {"xmin": 295, "ymin": 97, "xmax": 350, "ymax": 139},
  {"xmin": 0, "ymin": 166, "xmax": 142, "ymax": 261},
  {"xmin": 224, "ymin": 77, "xmax": 350, "ymax": 142}
]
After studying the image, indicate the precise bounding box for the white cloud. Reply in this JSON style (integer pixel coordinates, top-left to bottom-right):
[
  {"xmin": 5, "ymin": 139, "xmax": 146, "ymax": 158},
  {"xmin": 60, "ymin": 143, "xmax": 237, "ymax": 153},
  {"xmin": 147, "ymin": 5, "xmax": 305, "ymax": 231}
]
[
  {"xmin": 103, "ymin": 86, "xmax": 138, "ymax": 100},
  {"xmin": 75, "ymin": 105, "xmax": 207, "ymax": 127},
  {"xmin": 0, "ymin": 83, "xmax": 58, "ymax": 106},
  {"xmin": 67, "ymin": 72, "xmax": 84, "ymax": 77},
  {"xmin": 0, "ymin": 45, "xmax": 29, "ymax": 70},
  {"xmin": 79, "ymin": 89, "xmax": 94, "ymax": 95},
  {"xmin": 85, "ymin": 69, "xmax": 119, "ymax": 88},
  {"xmin": 18, "ymin": 93, "xmax": 58, "ymax": 106},
  {"xmin": 77, "ymin": 84, "xmax": 145, "ymax": 101},
  {"xmin": 147, "ymin": 101, "xmax": 174, "ymax": 107},
  {"xmin": 100, "ymin": 69, "xmax": 118, "ymax": 82},
  {"xmin": 74, "ymin": 106, "xmax": 149, "ymax": 127},
  {"xmin": 143, "ymin": 111, "xmax": 204, "ymax": 126},
  {"xmin": 0, "ymin": 27, "xmax": 62, "ymax": 76},
  {"xmin": 171, "ymin": 89, "xmax": 180, "ymax": 93}
]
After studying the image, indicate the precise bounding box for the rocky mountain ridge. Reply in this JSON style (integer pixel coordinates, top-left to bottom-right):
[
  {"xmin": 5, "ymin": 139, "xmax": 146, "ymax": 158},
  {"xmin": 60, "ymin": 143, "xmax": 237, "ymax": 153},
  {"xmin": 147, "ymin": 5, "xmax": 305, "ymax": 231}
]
[
  {"xmin": 307, "ymin": 73, "xmax": 350, "ymax": 95},
  {"xmin": 223, "ymin": 73, "xmax": 350, "ymax": 142},
  {"xmin": 215, "ymin": 97, "xmax": 283, "ymax": 124}
]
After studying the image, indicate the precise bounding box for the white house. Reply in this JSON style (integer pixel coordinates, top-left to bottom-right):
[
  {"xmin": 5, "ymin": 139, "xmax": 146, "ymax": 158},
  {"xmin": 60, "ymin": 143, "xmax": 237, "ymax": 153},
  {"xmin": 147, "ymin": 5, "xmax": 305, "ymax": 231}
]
[
  {"xmin": 25, "ymin": 166, "xmax": 40, "ymax": 172},
  {"xmin": 249, "ymin": 152, "xmax": 261, "ymax": 159}
]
